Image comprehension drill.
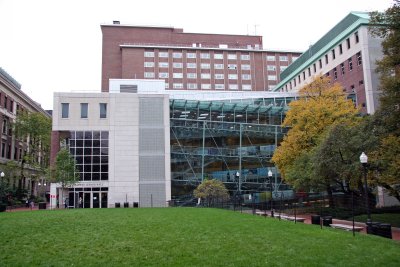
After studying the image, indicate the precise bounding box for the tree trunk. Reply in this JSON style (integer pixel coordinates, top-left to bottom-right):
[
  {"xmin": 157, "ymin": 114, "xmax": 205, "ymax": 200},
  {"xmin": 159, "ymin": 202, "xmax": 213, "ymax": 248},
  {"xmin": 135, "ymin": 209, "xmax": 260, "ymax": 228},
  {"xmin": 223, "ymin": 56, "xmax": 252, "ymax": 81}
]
[{"xmin": 326, "ymin": 185, "xmax": 335, "ymax": 208}]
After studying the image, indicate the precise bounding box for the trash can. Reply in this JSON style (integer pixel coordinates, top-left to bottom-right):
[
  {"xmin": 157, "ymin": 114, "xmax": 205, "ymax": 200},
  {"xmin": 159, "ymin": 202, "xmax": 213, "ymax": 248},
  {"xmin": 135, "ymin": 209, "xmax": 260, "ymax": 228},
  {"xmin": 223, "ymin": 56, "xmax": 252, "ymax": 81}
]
[
  {"xmin": 377, "ymin": 223, "xmax": 392, "ymax": 239},
  {"xmin": 124, "ymin": 202, "xmax": 129, "ymax": 208},
  {"xmin": 133, "ymin": 202, "xmax": 139, "ymax": 208},
  {"xmin": 115, "ymin": 202, "xmax": 120, "ymax": 208},
  {"xmin": 367, "ymin": 222, "xmax": 392, "ymax": 239},
  {"xmin": 322, "ymin": 216, "xmax": 332, "ymax": 227},
  {"xmin": 311, "ymin": 215, "xmax": 320, "ymax": 225},
  {"xmin": 38, "ymin": 202, "xmax": 47, "ymax": 210}
]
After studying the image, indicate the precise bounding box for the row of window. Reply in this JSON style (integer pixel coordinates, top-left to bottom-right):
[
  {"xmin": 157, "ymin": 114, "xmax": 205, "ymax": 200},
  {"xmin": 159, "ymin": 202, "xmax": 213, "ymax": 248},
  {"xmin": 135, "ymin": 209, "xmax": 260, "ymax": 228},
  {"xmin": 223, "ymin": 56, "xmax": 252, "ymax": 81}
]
[
  {"xmin": 144, "ymin": 51, "xmax": 297, "ymax": 62},
  {"xmin": 144, "ymin": 72, "xmax": 253, "ymax": 80},
  {"xmin": 285, "ymin": 51, "xmax": 362, "ymax": 91},
  {"xmin": 169, "ymin": 83, "xmax": 252, "ymax": 90},
  {"xmin": 145, "ymin": 62, "xmax": 251, "ymax": 70},
  {"xmin": 61, "ymin": 103, "xmax": 107, "ymax": 119}
]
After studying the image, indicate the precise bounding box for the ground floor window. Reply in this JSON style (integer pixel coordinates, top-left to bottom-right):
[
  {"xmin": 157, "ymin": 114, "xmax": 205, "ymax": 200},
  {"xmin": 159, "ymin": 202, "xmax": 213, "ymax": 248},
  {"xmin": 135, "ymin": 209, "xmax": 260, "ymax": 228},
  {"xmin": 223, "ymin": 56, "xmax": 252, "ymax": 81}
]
[{"xmin": 68, "ymin": 187, "xmax": 108, "ymax": 208}]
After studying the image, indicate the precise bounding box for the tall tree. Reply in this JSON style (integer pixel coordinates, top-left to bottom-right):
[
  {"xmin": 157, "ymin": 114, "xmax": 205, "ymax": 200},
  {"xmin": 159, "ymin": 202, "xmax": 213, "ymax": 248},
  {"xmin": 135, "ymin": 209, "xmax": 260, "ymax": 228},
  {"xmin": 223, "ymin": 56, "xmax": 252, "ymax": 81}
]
[
  {"xmin": 272, "ymin": 76, "xmax": 360, "ymax": 181},
  {"xmin": 13, "ymin": 111, "xmax": 51, "ymax": 190},
  {"xmin": 370, "ymin": 1, "xmax": 400, "ymax": 135},
  {"xmin": 51, "ymin": 148, "xmax": 79, "ymax": 207}
]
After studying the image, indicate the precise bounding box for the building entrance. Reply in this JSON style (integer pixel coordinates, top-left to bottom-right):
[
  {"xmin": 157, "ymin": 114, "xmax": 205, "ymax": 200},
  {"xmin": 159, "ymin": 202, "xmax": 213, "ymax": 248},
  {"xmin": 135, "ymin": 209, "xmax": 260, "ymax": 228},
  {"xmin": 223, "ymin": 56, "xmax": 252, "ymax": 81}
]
[{"xmin": 68, "ymin": 187, "xmax": 108, "ymax": 208}]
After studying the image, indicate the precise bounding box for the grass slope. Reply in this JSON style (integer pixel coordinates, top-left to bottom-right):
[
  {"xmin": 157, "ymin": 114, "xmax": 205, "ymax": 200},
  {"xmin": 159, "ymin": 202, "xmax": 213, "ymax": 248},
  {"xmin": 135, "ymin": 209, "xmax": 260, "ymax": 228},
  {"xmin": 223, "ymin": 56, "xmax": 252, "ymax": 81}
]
[{"xmin": 0, "ymin": 208, "xmax": 399, "ymax": 266}]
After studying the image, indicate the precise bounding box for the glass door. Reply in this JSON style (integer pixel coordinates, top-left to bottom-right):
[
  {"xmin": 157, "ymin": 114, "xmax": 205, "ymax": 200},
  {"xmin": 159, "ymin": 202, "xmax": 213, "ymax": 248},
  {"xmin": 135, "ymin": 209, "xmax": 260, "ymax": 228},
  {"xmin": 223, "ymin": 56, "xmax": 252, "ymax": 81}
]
[
  {"xmin": 101, "ymin": 192, "xmax": 108, "ymax": 208},
  {"xmin": 93, "ymin": 192, "xmax": 100, "ymax": 208},
  {"xmin": 83, "ymin": 192, "xmax": 91, "ymax": 208}
]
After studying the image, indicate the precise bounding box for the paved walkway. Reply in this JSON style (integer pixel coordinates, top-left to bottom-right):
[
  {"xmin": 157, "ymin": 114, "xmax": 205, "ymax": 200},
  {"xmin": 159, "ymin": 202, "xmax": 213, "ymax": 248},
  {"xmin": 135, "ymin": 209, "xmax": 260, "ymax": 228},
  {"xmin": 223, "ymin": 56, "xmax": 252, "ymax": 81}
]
[{"xmin": 251, "ymin": 210, "xmax": 400, "ymax": 241}]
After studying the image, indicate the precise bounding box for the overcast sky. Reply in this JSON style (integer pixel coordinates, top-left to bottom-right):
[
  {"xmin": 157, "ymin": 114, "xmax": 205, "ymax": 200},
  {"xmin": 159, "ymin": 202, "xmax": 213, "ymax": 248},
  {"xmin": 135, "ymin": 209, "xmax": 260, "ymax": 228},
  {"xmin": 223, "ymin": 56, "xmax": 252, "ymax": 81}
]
[{"xmin": 0, "ymin": 0, "xmax": 393, "ymax": 110}]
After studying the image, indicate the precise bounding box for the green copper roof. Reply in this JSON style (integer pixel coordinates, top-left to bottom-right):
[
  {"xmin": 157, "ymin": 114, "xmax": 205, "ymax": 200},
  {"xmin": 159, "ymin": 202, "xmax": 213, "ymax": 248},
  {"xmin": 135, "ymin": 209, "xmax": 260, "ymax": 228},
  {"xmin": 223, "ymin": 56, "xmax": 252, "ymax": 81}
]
[{"xmin": 275, "ymin": 12, "xmax": 370, "ymax": 91}]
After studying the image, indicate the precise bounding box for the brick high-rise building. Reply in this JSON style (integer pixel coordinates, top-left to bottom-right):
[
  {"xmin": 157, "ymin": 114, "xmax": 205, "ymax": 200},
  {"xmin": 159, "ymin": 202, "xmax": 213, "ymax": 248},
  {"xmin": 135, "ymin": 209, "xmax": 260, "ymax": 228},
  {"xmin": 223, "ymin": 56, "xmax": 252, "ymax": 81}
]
[{"xmin": 101, "ymin": 23, "xmax": 302, "ymax": 92}]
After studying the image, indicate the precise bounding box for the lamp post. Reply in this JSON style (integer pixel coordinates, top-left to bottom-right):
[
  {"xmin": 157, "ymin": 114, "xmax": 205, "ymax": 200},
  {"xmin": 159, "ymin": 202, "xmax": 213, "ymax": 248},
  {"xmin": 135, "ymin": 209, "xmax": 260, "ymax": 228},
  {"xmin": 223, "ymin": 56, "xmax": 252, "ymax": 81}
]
[
  {"xmin": 360, "ymin": 152, "xmax": 371, "ymax": 222},
  {"xmin": 0, "ymin": 171, "xmax": 4, "ymax": 181},
  {"xmin": 268, "ymin": 169, "xmax": 274, "ymax": 217}
]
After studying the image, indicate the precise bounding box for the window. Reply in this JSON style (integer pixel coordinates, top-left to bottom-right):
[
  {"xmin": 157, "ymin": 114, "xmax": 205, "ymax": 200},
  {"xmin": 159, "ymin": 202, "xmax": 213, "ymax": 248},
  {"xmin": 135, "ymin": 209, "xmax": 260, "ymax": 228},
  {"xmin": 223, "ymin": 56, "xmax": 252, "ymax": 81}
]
[
  {"xmin": 144, "ymin": 62, "xmax": 154, "ymax": 67},
  {"xmin": 357, "ymin": 52, "xmax": 362, "ymax": 65},
  {"xmin": 229, "ymin": 84, "xmax": 238, "ymax": 90},
  {"xmin": 242, "ymin": 84, "xmax": 252, "ymax": 90},
  {"xmin": 348, "ymin": 58, "xmax": 353, "ymax": 71},
  {"xmin": 159, "ymin": 72, "xmax": 169, "ymax": 78},
  {"xmin": 144, "ymin": 51, "xmax": 154, "ymax": 57},
  {"xmin": 214, "ymin": 64, "xmax": 224, "ymax": 69},
  {"xmin": 241, "ymin": 64, "xmax": 250, "ymax": 70},
  {"xmin": 268, "ymin": 75, "xmax": 277, "ymax": 81},
  {"xmin": 333, "ymin": 67, "xmax": 338, "ymax": 80},
  {"xmin": 173, "ymin": 62, "xmax": 183, "ymax": 68},
  {"xmin": 331, "ymin": 49, "xmax": 336, "ymax": 60},
  {"xmin": 341, "ymin": 63, "xmax": 345, "ymax": 75},
  {"xmin": 187, "ymin": 73, "xmax": 197, "ymax": 79},
  {"xmin": 187, "ymin": 63, "xmax": 196, "ymax": 68},
  {"xmin": 173, "ymin": 83, "xmax": 183, "ymax": 89},
  {"xmin": 227, "ymin": 54, "xmax": 237, "ymax": 60},
  {"xmin": 61, "ymin": 103, "xmax": 69, "ymax": 118},
  {"xmin": 158, "ymin": 62, "xmax": 168, "ymax": 68},
  {"xmin": 215, "ymin": 84, "xmax": 225, "ymax": 90},
  {"xmin": 173, "ymin": 52, "xmax": 182, "ymax": 58},
  {"xmin": 144, "ymin": 72, "xmax": 155, "ymax": 78},
  {"xmin": 187, "ymin": 52, "xmax": 196, "ymax": 58},
  {"xmin": 187, "ymin": 83, "xmax": 198, "ymax": 89},
  {"xmin": 228, "ymin": 74, "xmax": 237, "ymax": 80},
  {"xmin": 201, "ymin": 73, "xmax": 211, "ymax": 79},
  {"xmin": 81, "ymin": 103, "xmax": 88, "ymax": 119},
  {"xmin": 227, "ymin": 64, "xmax": 237, "ymax": 70},
  {"xmin": 359, "ymin": 80, "xmax": 364, "ymax": 85},
  {"xmin": 298, "ymin": 75, "xmax": 301, "ymax": 83},
  {"xmin": 2, "ymin": 118, "xmax": 7, "ymax": 134},
  {"xmin": 279, "ymin": 56, "xmax": 288, "ymax": 61},
  {"xmin": 346, "ymin": 38, "xmax": 351, "ymax": 49},
  {"xmin": 325, "ymin": 54, "xmax": 329, "ymax": 64},
  {"xmin": 200, "ymin": 63, "xmax": 210, "ymax": 69},
  {"xmin": 4, "ymin": 96, "xmax": 7, "ymax": 110},
  {"xmin": 308, "ymin": 68, "xmax": 311, "ymax": 76},
  {"xmin": 214, "ymin": 54, "xmax": 224, "ymax": 59},
  {"xmin": 173, "ymin": 73, "xmax": 183, "ymax": 79},
  {"xmin": 303, "ymin": 72, "xmax": 306, "ymax": 80},
  {"xmin": 200, "ymin": 53, "xmax": 210, "ymax": 59},
  {"xmin": 159, "ymin": 52, "xmax": 169, "ymax": 58},
  {"xmin": 267, "ymin": 55, "xmax": 275, "ymax": 61},
  {"xmin": 339, "ymin": 44, "xmax": 343, "ymax": 54},
  {"xmin": 313, "ymin": 64, "xmax": 316, "ymax": 73},
  {"xmin": 215, "ymin": 74, "xmax": 224, "ymax": 79},
  {"xmin": 319, "ymin": 59, "xmax": 322, "ymax": 68},
  {"xmin": 241, "ymin": 54, "xmax": 250, "ymax": 60},
  {"xmin": 100, "ymin": 103, "xmax": 107, "ymax": 119},
  {"xmin": 267, "ymin": 65, "xmax": 276, "ymax": 71},
  {"xmin": 201, "ymin": 84, "xmax": 211, "ymax": 89},
  {"xmin": 355, "ymin": 31, "xmax": 359, "ymax": 43},
  {"xmin": 242, "ymin": 74, "xmax": 251, "ymax": 80}
]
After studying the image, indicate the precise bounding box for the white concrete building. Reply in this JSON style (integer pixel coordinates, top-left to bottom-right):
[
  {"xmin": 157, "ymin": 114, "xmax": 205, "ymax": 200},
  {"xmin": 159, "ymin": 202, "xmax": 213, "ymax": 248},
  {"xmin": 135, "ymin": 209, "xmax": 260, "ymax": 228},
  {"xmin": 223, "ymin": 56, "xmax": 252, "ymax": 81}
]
[{"xmin": 50, "ymin": 90, "xmax": 171, "ymax": 208}]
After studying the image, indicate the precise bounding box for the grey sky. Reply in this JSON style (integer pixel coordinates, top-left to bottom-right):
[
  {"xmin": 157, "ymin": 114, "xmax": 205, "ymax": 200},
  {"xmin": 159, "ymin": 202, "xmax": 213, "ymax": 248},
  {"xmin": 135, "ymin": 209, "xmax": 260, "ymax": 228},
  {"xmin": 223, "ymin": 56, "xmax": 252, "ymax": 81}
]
[{"xmin": 0, "ymin": 0, "xmax": 393, "ymax": 110}]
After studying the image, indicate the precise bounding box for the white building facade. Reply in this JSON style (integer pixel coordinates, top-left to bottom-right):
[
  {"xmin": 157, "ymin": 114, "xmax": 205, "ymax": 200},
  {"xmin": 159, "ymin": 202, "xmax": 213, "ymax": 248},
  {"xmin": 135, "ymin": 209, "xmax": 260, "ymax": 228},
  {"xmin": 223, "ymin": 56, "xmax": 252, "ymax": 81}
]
[{"xmin": 50, "ymin": 91, "xmax": 171, "ymax": 208}]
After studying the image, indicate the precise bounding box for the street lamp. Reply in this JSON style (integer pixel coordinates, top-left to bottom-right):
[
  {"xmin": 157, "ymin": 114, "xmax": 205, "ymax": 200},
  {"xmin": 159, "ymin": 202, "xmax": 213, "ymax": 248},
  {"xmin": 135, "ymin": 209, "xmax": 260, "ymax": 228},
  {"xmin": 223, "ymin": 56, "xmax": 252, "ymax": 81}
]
[
  {"xmin": 360, "ymin": 152, "xmax": 371, "ymax": 222},
  {"xmin": 0, "ymin": 172, "xmax": 4, "ymax": 180},
  {"xmin": 268, "ymin": 169, "xmax": 274, "ymax": 217}
]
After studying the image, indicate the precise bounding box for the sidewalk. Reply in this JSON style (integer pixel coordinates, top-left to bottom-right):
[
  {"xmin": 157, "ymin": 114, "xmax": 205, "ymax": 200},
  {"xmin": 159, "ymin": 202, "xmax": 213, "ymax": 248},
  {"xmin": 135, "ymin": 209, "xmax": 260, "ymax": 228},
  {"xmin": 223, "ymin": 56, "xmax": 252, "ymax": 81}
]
[{"xmin": 252, "ymin": 210, "xmax": 400, "ymax": 241}]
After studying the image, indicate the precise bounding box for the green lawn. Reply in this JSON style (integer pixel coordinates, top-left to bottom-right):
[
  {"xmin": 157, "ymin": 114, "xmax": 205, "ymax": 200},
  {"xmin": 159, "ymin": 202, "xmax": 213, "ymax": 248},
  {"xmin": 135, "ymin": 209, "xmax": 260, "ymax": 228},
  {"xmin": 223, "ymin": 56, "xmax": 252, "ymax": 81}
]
[
  {"xmin": 353, "ymin": 213, "xmax": 400, "ymax": 228},
  {"xmin": 0, "ymin": 208, "xmax": 399, "ymax": 267}
]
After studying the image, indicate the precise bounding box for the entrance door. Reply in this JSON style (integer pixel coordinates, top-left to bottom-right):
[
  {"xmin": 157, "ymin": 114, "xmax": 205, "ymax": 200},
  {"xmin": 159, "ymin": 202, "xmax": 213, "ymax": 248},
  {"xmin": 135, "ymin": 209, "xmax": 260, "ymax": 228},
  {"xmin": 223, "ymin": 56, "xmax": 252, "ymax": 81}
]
[
  {"xmin": 83, "ymin": 192, "xmax": 91, "ymax": 208},
  {"xmin": 101, "ymin": 192, "xmax": 108, "ymax": 208},
  {"xmin": 93, "ymin": 192, "xmax": 100, "ymax": 208}
]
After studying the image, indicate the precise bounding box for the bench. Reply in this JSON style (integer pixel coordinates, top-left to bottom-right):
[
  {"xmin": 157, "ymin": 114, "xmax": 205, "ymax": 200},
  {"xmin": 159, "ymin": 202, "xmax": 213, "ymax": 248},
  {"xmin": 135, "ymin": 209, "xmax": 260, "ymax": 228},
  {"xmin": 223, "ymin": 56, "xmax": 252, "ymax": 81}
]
[
  {"xmin": 279, "ymin": 215, "xmax": 306, "ymax": 222},
  {"xmin": 330, "ymin": 223, "xmax": 364, "ymax": 232}
]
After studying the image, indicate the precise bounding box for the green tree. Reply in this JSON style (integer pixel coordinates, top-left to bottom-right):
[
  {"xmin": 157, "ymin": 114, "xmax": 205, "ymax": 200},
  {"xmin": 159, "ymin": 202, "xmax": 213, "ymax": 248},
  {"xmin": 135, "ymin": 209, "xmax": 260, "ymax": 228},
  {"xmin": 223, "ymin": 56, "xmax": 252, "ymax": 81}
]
[
  {"xmin": 13, "ymin": 111, "xmax": 51, "ymax": 190},
  {"xmin": 194, "ymin": 179, "xmax": 229, "ymax": 207},
  {"xmin": 51, "ymin": 148, "xmax": 79, "ymax": 207},
  {"xmin": 272, "ymin": 76, "xmax": 360, "ymax": 182}
]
